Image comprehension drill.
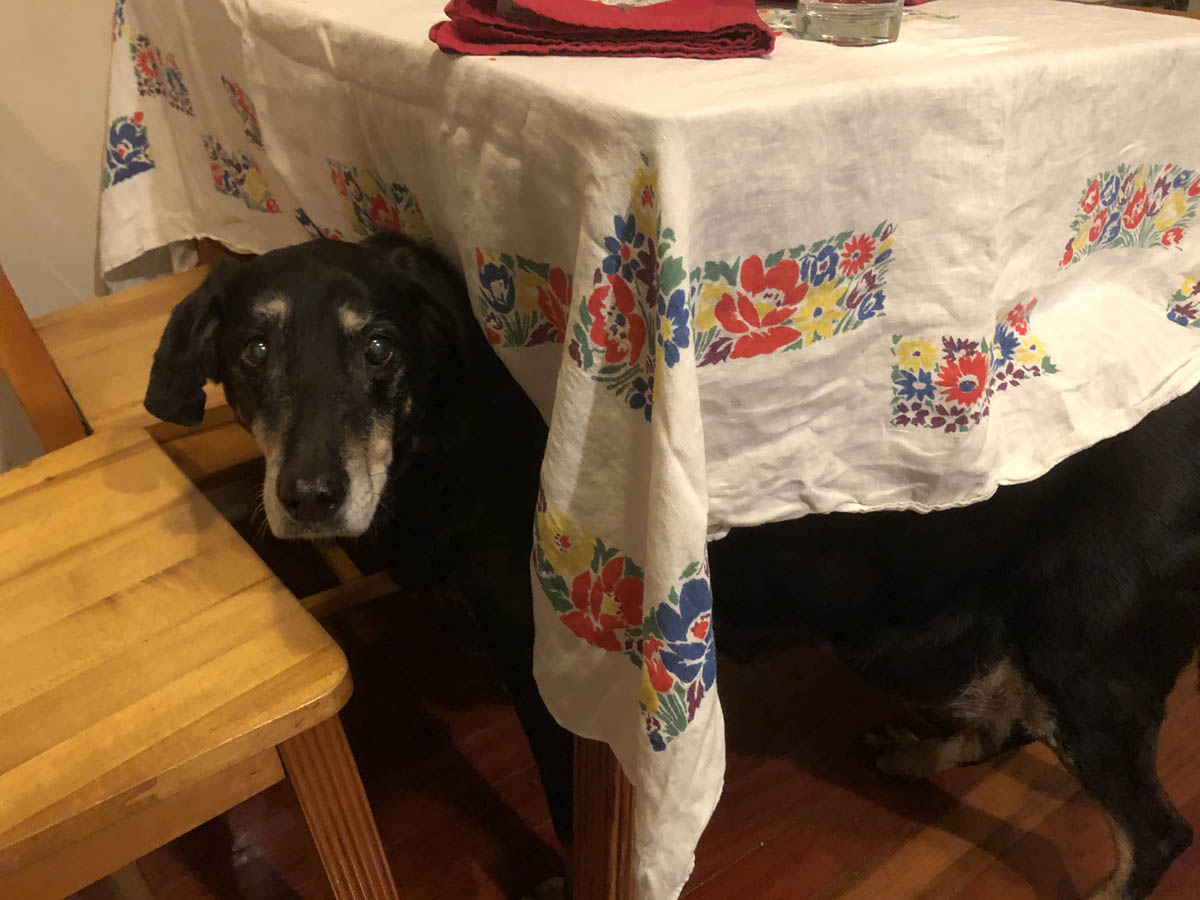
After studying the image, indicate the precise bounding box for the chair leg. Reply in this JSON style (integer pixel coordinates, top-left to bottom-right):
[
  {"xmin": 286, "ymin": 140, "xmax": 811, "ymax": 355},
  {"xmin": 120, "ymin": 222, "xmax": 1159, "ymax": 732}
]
[
  {"xmin": 278, "ymin": 715, "xmax": 400, "ymax": 900},
  {"xmin": 572, "ymin": 737, "xmax": 636, "ymax": 900}
]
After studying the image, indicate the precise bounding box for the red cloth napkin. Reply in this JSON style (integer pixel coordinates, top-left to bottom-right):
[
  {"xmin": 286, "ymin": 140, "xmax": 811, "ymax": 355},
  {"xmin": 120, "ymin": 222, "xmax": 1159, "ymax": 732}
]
[{"xmin": 430, "ymin": 0, "xmax": 776, "ymax": 59}]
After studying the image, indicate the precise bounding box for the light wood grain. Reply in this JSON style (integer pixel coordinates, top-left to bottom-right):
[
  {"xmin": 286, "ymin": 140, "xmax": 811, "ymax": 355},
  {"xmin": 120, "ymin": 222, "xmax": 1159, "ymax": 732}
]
[
  {"xmin": 0, "ymin": 749, "xmax": 283, "ymax": 900},
  {"xmin": 0, "ymin": 430, "xmax": 349, "ymax": 883},
  {"xmin": 0, "ymin": 263, "xmax": 87, "ymax": 451},
  {"xmin": 32, "ymin": 266, "xmax": 226, "ymax": 433},
  {"xmin": 280, "ymin": 716, "xmax": 401, "ymax": 900}
]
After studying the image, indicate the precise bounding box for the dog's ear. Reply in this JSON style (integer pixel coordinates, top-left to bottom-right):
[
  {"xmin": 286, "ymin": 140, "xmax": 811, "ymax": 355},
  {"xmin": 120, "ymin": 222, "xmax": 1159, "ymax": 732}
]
[{"xmin": 144, "ymin": 260, "xmax": 239, "ymax": 426}]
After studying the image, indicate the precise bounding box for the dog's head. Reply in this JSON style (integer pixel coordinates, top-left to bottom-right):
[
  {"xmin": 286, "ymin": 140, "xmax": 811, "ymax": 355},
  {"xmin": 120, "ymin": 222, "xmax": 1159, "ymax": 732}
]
[{"xmin": 145, "ymin": 235, "xmax": 471, "ymax": 539}]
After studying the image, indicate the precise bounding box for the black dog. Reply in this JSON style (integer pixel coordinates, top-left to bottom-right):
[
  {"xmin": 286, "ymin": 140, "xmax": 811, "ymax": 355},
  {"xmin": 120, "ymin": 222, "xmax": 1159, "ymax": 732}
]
[
  {"xmin": 147, "ymin": 234, "xmax": 1199, "ymax": 899},
  {"xmin": 709, "ymin": 385, "xmax": 1200, "ymax": 899},
  {"xmin": 144, "ymin": 234, "xmax": 576, "ymax": 883}
]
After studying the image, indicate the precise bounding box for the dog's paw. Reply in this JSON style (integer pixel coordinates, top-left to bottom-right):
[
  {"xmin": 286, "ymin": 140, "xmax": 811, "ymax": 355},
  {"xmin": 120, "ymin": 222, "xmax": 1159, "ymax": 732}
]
[{"xmin": 865, "ymin": 724, "xmax": 928, "ymax": 779}]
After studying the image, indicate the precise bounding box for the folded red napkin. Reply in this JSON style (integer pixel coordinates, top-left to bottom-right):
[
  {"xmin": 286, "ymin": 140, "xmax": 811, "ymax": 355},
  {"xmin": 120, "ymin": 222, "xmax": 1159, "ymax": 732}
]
[{"xmin": 430, "ymin": 0, "xmax": 777, "ymax": 59}]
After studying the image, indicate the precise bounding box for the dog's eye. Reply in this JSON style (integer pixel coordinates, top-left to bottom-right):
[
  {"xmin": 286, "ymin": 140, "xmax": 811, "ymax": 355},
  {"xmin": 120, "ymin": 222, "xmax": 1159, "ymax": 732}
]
[
  {"xmin": 365, "ymin": 335, "xmax": 394, "ymax": 367},
  {"xmin": 242, "ymin": 338, "xmax": 268, "ymax": 368}
]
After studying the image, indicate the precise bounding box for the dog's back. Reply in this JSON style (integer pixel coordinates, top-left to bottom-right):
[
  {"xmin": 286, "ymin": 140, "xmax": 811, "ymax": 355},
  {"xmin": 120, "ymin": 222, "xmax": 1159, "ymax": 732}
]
[{"xmin": 711, "ymin": 385, "xmax": 1200, "ymax": 898}]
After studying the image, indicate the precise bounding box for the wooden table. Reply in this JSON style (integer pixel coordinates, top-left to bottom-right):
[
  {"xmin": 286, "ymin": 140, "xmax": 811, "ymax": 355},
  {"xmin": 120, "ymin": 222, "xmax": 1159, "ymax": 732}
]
[{"xmin": 0, "ymin": 428, "xmax": 397, "ymax": 899}]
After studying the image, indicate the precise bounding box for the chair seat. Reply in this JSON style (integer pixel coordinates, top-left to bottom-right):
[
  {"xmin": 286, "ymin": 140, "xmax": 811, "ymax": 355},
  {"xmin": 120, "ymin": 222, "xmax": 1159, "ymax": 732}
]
[
  {"xmin": 32, "ymin": 267, "xmax": 262, "ymax": 480},
  {"xmin": 0, "ymin": 428, "xmax": 350, "ymax": 890}
]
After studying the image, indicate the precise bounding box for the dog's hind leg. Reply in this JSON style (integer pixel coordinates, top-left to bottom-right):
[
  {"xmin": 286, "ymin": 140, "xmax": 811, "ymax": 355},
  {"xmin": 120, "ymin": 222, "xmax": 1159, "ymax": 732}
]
[{"xmin": 1044, "ymin": 693, "xmax": 1192, "ymax": 900}]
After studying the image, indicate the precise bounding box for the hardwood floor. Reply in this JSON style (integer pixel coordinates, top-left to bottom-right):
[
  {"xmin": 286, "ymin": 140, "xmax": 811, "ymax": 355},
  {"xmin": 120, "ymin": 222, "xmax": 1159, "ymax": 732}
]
[{"xmin": 82, "ymin": 523, "xmax": 1200, "ymax": 899}]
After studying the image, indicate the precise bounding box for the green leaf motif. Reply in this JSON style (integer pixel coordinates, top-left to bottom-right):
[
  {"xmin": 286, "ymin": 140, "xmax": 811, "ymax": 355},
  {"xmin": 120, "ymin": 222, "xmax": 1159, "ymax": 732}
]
[{"xmin": 764, "ymin": 249, "xmax": 785, "ymax": 269}]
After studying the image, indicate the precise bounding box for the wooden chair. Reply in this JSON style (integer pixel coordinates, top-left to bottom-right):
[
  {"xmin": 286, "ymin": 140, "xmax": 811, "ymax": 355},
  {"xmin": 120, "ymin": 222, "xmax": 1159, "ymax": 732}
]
[
  {"xmin": 3, "ymin": 256, "xmax": 634, "ymax": 898},
  {"xmin": 0, "ymin": 265, "xmax": 400, "ymax": 899}
]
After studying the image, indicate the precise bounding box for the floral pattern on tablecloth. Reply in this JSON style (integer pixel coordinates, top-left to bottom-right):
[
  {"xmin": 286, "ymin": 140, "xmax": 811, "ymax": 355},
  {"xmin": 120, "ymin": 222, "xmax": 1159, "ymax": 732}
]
[
  {"xmin": 533, "ymin": 492, "xmax": 713, "ymax": 752},
  {"xmin": 128, "ymin": 33, "xmax": 194, "ymax": 116},
  {"xmin": 473, "ymin": 251, "xmax": 573, "ymax": 347},
  {"xmin": 220, "ymin": 76, "xmax": 264, "ymax": 149},
  {"xmin": 1167, "ymin": 274, "xmax": 1200, "ymax": 327},
  {"xmin": 112, "ymin": 0, "xmax": 127, "ymax": 42},
  {"xmin": 568, "ymin": 152, "xmax": 688, "ymax": 422},
  {"xmin": 693, "ymin": 223, "xmax": 893, "ymax": 367},
  {"xmin": 1059, "ymin": 163, "xmax": 1200, "ymax": 268},
  {"xmin": 891, "ymin": 299, "xmax": 1057, "ymax": 432},
  {"xmin": 102, "ymin": 112, "xmax": 154, "ymax": 188},
  {"xmin": 202, "ymin": 135, "xmax": 281, "ymax": 213},
  {"xmin": 328, "ymin": 160, "xmax": 431, "ymax": 241},
  {"xmin": 295, "ymin": 208, "xmax": 345, "ymax": 240}
]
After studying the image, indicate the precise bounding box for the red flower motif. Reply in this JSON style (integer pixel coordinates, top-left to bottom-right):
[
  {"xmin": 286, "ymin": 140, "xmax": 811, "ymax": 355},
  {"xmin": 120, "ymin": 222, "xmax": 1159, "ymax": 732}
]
[
  {"xmin": 840, "ymin": 233, "xmax": 876, "ymax": 276},
  {"xmin": 136, "ymin": 48, "xmax": 159, "ymax": 79},
  {"xmin": 935, "ymin": 351, "xmax": 988, "ymax": 407},
  {"xmin": 264, "ymin": 198, "xmax": 280, "ymax": 214},
  {"xmin": 1189, "ymin": 177, "xmax": 1200, "ymax": 198},
  {"xmin": 1059, "ymin": 240, "xmax": 1074, "ymax": 269},
  {"xmin": 1088, "ymin": 209, "xmax": 1108, "ymax": 243},
  {"xmin": 561, "ymin": 557, "xmax": 644, "ymax": 653},
  {"xmin": 131, "ymin": 111, "xmax": 144, "ymax": 125},
  {"xmin": 643, "ymin": 635, "xmax": 674, "ymax": 693},
  {"xmin": 714, "ymin": 255, "xmax": 808, "ymax": 359},
  {"xmin": 536, "ymin": 266, "xmax": 571, "ymax": 342},
  {"xmin": 368, "ymin": 194, "xmax": 401, "ymax": 231},
  {"xmin": 1162, "ymin": 227, "xmax": 1184, "ymax": 247},
  {"xmin": 1122, "ymin": 187, "xmax": 1148, "ymax": 230},
  {"xmin": 1006, "ymin": 299, "xmax": 1034, "ymax": 335},
  {"xmin": 1081, "ymin": 178, "xmax": 1101, "ymax": 213},
  {"xmin": 330, "ymin": 168, "xmax": 348, "ymax": 197},
  {"xmin": 587, "ymin": 275, "xmax": 646, "ymax": 365},
  {"xmin": 210, "ymin": 162, "xmax": 223, "ymax": 187}
]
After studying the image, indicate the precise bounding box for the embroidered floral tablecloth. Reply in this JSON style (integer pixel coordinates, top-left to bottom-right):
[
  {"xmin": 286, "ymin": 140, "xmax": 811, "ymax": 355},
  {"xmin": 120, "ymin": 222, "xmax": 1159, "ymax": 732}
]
[{"xmin": 100, "ymin": 1, "xmax": 1200, "ymax": 895}]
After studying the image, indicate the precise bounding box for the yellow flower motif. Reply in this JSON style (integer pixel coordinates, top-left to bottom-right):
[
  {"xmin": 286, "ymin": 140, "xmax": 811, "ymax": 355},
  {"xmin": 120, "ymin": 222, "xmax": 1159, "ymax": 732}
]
[
  {"xmin": 1073, "ymin": 223, "xmax": 1091, "ymax": 252},
  {"xmin": 896, "ymin": 338, "xmax": 939, "ymax": 373},
  {"xmin": 630, "ymin": 166, "xmax": 658, "ymax": 237},
  {"xmin": 538, "ymin": 508, "xmax": 594, "ymax": 577},
  {"xmin": 793, "ymin": 280, "xmax": 847, "ymax": 343},
  {"xmin": 515, "ymin": 268, "xmax": 542, "ymax": 314},
  {"xmin": 1181, "ymin": 277, "xmax": 1198, "ymax": 297},
  {"xmin": 1016, "ymin": 334, "xmax": 1045, "ymax": 367},
  {"xmin": 877, "ymin": 236, "xmax": 894, "ymax": 257},
  {"xmin": 1154, "ymin": 189, "xmax": 1188, "ymax": 232},
  {"xmin": 242, "ymin": 169, "xmax": 268, "ymax": 204},
  {"xmin": 695, "ymin": 280, "xmax": 728, "ymax": 332},
  {"xmin": 639, "ymin": 664, "xmax": 660, "ymax": 714},
  {"xmin": 1134, "ymin": 166, "xmax": 1148, "ymax": 190}
]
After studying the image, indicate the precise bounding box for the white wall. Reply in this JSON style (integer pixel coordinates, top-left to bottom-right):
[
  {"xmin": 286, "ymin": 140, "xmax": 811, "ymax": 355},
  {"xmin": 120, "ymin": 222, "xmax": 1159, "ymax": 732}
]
[
  {"xmin": 0, "ymin": 2, "xmax": 112, "ymax": 471},
  {"xmin": 0, "ymin": 1, "xmax": 113, "ymax": 319}
]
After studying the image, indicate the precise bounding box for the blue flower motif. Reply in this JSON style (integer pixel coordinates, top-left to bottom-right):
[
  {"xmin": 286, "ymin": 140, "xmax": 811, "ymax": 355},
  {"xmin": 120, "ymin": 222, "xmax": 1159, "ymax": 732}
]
[
  {"xmin": 857, "ymin": 290, "xmax": 885, "ymax": 321},
  {"xmin": 1100, "ymin": 174, "xmax": 1121, "ymax": 207},
  {"xmin": 104, "ymin": 115, "xmax": 154, "ymax": 186},
  {"xmin": 648, "ymin": 731, "xmax": 666, "ymax": 752},
  {"xmin": 1098, "ymin": 210, "xmax": 1122, "ymax": 245},
  {"xmin": 1168, "ymin": 307, "xmax": 1190, "ymax": 327},
  {"xmin": 1174, "ymin": 169, "xmax": 1194, "ymax": 190},
  {"xmin": 603, "ymin": 214, "xmax": 646, "ymax": 281},
  {"xmin": 629, "ymin": 375, "xmax": 653, "ymax": 422},
  {"xmin": 657, "ymin": 578, "xmax": 716, "ymax": 691},
  {"xmin": 799, "ymin": 244, "xmax": 840, "ymax": 287},
  {"xmin": 479, "ymin": 263, "xmax": 515, "ymax": 314},
  {"xmin": 991, "ymin": 323, "xmax": 1019, "ymax": 367},
  {"xmin": 656, "ymin": 287, "xmax": 691, "ymax": 368},
  {"xmin": 896, "ymin": 367, "xmax": 935, "ymax": 403}
]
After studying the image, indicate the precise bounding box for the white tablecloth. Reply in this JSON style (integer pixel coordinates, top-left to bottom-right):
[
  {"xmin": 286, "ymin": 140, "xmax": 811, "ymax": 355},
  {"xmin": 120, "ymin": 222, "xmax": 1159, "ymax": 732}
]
[{"xmin": 101, "ymin": 1, "xmax": 1200, "ymax": 895}]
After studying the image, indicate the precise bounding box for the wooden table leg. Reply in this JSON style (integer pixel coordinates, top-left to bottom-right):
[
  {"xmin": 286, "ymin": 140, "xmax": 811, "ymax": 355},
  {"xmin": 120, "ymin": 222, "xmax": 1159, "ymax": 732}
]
[
  {"xmin": 278, "ymin": 715, "xmax": 400, "ymax": 900},
  {"xmin": 572, "ymin": 736, "xmax": 636, "ymax": 900}
]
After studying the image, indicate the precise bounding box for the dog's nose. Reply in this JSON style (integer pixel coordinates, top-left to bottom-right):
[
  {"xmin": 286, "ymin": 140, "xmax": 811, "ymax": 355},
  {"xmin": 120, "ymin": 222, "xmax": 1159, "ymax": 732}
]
[{"xmin": 278, "ymin": 473, "xmax": 346, "ymax": 524}]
